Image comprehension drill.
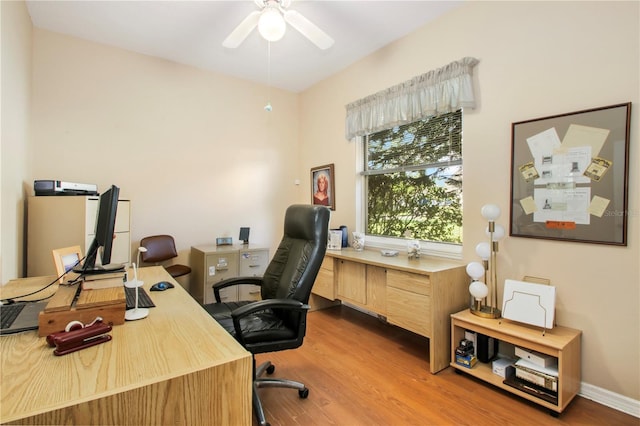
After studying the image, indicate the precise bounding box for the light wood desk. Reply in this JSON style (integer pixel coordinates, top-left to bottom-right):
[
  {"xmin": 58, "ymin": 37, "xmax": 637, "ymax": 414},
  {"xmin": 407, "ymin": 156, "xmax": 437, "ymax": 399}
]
[
  {"xmin": 312, "ymin": 248, "xmax": 468, "ymax": 374},
  {"xmin": 0, "ymin": 266, "xmax": 252, "ymax": 425}
]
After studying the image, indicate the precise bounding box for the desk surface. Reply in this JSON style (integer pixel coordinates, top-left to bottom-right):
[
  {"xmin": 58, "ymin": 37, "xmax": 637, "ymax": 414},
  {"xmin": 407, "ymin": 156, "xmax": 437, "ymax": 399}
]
[
  {"xmin": 0, "ymin": 266, "xmax": 252, "ymax": 425},
  {"xmin": 325, "ymin": 248, "xmax": 465, "ymax": 275}
]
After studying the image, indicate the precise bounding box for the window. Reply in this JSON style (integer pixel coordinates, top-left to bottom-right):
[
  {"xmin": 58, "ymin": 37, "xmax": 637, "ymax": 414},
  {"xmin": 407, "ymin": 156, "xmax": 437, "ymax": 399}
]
[{"xmin": 362, "ymin": 110, "xmax": 463, "ymax": 253}]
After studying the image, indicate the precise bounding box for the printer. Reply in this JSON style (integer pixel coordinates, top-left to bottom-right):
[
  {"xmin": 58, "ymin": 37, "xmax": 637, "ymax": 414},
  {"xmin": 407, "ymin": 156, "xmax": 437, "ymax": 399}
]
[{"xmin": 34, "ymin": 180, "xmax": 99, "ymax": 196}]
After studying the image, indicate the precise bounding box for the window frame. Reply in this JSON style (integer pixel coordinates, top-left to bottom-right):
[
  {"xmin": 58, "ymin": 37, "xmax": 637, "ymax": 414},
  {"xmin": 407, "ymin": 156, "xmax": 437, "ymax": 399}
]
[{"xmin": 355, "ymin": 116, "xmax": 463, "ymax": 260}]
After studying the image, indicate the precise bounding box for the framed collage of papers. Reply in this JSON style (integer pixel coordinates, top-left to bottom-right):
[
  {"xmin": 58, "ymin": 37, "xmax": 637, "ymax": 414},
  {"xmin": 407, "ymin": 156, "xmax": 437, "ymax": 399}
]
[{"xmin": 510, "ymin": 103, "xmax": 632, "ymax": 245}]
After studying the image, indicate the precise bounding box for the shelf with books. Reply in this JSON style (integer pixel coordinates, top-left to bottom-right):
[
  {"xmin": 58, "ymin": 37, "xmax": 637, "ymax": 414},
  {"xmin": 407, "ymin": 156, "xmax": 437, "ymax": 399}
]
[{"xmin": 450, "ymin": 309, "xmax": 581, "ymax": 415}]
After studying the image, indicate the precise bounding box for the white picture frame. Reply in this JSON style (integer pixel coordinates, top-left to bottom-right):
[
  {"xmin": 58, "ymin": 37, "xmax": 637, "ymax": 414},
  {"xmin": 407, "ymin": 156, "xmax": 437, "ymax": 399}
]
[{"xmin": 52, "ymin": 245, "xmax": 83, "ymax": 283}]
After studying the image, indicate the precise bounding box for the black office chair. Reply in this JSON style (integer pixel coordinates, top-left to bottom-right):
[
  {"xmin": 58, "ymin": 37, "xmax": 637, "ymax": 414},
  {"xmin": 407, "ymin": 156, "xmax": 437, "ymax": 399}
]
[
  {"xmin": 139, "ymin": 234, "xmax": 192, "ymax": 278},
  {"xmin": 203, "ymin": 204, "xmax": 330, "ymax": 426}
]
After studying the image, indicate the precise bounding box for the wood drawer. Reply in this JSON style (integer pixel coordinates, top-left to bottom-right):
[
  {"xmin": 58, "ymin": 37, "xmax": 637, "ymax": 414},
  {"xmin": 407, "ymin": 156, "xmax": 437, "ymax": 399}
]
[
  {"xmin": 386, "ymin": 269, "xmax": 431, "ymax": 296},
  {"xmin": 387, "ymin": 286, "xmax": 431, "ymax": 337},
  {"xmin": 312, "ymin": 257, "xmax": 335, "ymax": 300},
  {"xmin": 336, "ymin": 260, "xmax": 366, "ymax": 305},
  {"xmin": 320, "ymin": 256, "xmax": 334, "ymax": 272},
  {"xmin": 313, "ymin": 270, "xmax": 335, "ymax": 300}
]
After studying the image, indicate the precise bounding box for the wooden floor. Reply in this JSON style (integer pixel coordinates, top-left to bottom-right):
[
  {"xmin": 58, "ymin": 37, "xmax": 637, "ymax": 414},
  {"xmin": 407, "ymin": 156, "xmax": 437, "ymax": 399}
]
[{"xmin": 253, "ymin": 305, "xmax": 637, "ymax": 426}]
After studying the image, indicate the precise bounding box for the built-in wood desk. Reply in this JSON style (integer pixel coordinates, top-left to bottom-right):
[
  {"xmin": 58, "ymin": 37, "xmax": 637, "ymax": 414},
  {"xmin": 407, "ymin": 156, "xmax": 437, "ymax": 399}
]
[
  {"xmin": 0, "ymin": 266, "xmax": 252, "ymax": 425},
  {"xmin": 312, "ymin": 248, "xmax": 468, "ymax": 373}
]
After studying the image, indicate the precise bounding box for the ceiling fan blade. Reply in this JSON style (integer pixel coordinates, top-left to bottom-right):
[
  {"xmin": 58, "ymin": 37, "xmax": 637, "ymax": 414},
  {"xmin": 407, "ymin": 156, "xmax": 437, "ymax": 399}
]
[
  {"xmin": 283, "ymin": 10, "xmax": 334, "ymax": 50},
  {"xmin": 222, "ymin": 11, "xmax": 261, "ymax": 48}
]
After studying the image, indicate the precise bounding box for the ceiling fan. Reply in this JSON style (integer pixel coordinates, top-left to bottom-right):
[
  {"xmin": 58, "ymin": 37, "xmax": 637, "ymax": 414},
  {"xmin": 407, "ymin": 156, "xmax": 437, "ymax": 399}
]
[{"xmin": 223, "ymin": 0, "xmax": 334, "ymax": 50}]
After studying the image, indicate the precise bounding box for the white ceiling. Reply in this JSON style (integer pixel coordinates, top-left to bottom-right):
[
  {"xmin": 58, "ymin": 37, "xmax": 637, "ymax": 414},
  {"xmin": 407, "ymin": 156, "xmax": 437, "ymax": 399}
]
[{"xmin": 26, "ymin": 1, "xmax": 463, "ymax": 93}]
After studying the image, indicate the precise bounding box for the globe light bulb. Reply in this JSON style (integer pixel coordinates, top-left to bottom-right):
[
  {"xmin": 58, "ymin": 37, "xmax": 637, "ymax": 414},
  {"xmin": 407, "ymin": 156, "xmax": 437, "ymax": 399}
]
[
  {"xmin": 481, "ymin": 204, "xmax": 501, "ymax": 221},
  {"xmin": 466, "ymin": 262, "xmax": 485, "ymax": 280},
  {"xmin": 486, "ymin": 224, "xmax": 506, "ymax": 241},
  {"xmin": 258, "ymin": 8, "xmax": 286, "ymax": 42},
  {"xmin": 475, "ymin": 242, "xmax": 491, "ymax": 260},
  {"xmin": 469, "ymin": 281, "xmax": 489, "ymax": 300}
]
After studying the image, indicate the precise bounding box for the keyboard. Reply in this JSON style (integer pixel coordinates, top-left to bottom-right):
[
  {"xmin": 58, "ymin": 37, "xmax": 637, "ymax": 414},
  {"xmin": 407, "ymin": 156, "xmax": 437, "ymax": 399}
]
[
  {"xmin": 1, "ymin": 304, "xmax": 25, "ymax": 329},
  {"xmin": 125, "ymin": 287, "xmax": 156, "ymax": 310}
]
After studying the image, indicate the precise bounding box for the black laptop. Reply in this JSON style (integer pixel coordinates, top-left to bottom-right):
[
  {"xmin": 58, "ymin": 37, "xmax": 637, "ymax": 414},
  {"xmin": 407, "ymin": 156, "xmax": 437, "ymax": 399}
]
[{"xmin": 0, "ymin": 301, "xmax": 48, "ymax": 335}]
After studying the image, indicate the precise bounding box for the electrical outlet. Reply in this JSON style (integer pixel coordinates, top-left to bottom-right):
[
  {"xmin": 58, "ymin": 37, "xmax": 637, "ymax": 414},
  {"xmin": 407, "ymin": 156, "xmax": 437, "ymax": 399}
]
[{"xmin": 208, "ymin": 266, "xmax": 216, "ymax": 276}]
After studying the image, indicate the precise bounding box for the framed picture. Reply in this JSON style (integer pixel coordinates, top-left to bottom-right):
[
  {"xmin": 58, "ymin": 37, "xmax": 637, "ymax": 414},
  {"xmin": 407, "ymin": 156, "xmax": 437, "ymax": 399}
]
[
  {"xmin": 510, "ymin": 102, "xmax": 631, "ymax": 245},
  {"xmin": 311, "ymin": 163, "xmax": 335, "ymax": 210},
  {"xmin": 52, "ymin": 245, "xmax": 83, "ymax": 282}
]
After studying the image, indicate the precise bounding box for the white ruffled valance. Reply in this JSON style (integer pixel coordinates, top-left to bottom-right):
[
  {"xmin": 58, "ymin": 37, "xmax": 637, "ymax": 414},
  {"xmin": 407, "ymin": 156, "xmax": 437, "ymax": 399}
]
[{"xmin": 345, "ymin": 57, "xmax": 479, "ymax": 140}]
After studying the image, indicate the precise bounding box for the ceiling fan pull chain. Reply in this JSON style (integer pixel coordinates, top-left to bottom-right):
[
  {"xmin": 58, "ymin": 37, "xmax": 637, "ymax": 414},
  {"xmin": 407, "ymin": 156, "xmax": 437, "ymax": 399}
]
[{"xmin": 265, "ymin": 41, "xmax": 273, "ymax": 112}]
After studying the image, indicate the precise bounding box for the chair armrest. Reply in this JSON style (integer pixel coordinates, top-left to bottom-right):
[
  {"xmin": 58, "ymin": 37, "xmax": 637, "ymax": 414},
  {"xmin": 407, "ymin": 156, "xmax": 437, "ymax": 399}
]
[{"xmin": 212, "ymin": 276, "xmax": 263, "ymax": 302}]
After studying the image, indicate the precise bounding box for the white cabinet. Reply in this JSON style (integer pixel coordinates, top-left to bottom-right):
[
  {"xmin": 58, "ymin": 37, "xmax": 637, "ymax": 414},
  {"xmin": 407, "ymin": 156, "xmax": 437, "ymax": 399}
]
[
  {"xmin": 190, "ymin": 245, "xmax": 269, "ymax": 305},
  {"xmin": 27, "ymin": 196, "xmax": 131, "ymax": 277}
]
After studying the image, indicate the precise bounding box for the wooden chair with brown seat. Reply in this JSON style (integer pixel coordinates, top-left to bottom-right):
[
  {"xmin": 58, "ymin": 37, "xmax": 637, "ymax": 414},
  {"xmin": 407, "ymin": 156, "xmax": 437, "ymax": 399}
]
[{"xmin": 139, "ymin": 235, "xmax": 191, "ymax": 278}]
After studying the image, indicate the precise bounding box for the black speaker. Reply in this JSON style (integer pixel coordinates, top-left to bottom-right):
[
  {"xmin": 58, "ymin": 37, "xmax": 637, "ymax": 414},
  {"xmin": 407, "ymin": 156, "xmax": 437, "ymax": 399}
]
[
  {"xmin": 239, "ymin": 227, "xmax": 250, "ymax": 244},
  {"xmin": 477, "ymin": 333, "xmax": 498, "ymax": 363}
]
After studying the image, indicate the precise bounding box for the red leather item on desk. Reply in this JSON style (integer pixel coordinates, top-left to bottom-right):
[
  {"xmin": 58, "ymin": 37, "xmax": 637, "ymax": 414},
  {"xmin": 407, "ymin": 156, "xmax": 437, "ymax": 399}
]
[{"xmin": 47, "ymin": 322, "xmax": 112, "ymax": 356}]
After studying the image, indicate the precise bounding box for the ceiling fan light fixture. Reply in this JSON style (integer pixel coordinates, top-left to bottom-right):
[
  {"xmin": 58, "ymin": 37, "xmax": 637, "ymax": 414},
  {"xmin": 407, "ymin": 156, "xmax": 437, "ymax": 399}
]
[{"xmin": 258, "ymin": 7, "xmax": 286, "ymax": 42}]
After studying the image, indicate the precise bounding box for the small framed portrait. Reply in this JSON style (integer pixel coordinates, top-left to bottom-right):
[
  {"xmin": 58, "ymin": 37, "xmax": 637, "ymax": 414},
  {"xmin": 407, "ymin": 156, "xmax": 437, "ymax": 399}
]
[
  {"xmin": 52, "ymin": 245, "xmax": 83, "ymax": 283},
  {"xmin": 311, "ymin": 164, "xmax": 335, "ymax": 210}
]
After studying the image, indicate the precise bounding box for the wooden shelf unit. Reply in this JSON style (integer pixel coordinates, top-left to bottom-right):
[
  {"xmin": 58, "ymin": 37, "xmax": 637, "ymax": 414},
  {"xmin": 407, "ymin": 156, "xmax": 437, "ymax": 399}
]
[{"xmin": 450, "ymin": 309, "xmax": 581, "ymax": 414}]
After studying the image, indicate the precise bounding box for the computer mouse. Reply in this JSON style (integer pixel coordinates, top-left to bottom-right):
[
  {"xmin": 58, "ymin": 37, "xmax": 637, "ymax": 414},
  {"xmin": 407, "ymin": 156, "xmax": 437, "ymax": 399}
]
[{"xmin": 150, "ymin": 281, "xmax": 174, "ymax": 291}]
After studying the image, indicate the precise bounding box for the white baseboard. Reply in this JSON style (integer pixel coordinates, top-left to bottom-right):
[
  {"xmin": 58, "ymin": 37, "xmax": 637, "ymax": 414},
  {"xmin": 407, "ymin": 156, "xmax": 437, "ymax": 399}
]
[{"xmin": 579, "ymin": 382, "xmax": 639, "ymax": 418}]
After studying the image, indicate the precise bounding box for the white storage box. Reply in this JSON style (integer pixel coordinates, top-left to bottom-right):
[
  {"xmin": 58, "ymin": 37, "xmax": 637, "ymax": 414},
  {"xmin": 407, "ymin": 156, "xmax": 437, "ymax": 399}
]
[
  {"xmin": 515, "ymin": 346, "xmax": 557, "ymax": 368},
  {"xmin": 492, "ymin": 357, "xmax": 515, "ymax": 378}
]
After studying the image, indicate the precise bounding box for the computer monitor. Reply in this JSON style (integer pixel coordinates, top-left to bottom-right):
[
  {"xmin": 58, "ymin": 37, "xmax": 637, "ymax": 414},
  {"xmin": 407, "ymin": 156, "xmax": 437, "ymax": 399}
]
[{"xmin": 74, "ymin": 185, "xmax": 123, "ymax": 275}]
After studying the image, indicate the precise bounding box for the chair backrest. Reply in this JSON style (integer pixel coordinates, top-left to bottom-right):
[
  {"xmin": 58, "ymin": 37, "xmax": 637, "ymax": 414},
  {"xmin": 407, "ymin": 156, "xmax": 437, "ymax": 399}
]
[
  {"xmin": 140, "ymin": 235, "xmax": 178, "ymax": 263},
  {"xmin": 260, "ymin": 205, "xmax": 330, "ymax": 304}
]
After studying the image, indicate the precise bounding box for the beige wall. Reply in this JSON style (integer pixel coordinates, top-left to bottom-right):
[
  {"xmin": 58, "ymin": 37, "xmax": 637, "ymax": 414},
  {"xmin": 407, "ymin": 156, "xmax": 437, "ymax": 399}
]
[
  {"xmin": 2, "ymin": 0, "xmax": 638, "ymax": 410},
  {"xmin": 28, "ymin": 28, "xmax": 302, "ymax": 282},
  {"xmin": 1, "ymin": 0, "xmax": 33, "ymax": 281},
  {"xmin": 299, "ymin": 1, "xmax": 639, "ymax": 403}
]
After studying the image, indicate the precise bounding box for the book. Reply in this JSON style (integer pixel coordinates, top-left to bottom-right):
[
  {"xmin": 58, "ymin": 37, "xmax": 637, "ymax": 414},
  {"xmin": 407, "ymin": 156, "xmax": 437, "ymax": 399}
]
[
  {"xmin": 82, "ymin": 271, "xmax": 126, "ymax": 281},
  {"xmin": 515, "ymin": 359, "xmax": 558, "ymax": 392},
  {"xmin": 82, "ymin": 276, "xmax": 125, "ymax": 290},
  {"xmin": 515, "ymin": 358, "xmax": 558, "ymax": 377}
]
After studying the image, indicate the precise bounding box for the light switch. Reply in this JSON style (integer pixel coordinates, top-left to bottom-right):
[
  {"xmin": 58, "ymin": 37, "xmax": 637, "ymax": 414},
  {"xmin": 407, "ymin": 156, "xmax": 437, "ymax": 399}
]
[{"xmin": 208, "ymin": 266, "xmax": 216, "ymax": 276}]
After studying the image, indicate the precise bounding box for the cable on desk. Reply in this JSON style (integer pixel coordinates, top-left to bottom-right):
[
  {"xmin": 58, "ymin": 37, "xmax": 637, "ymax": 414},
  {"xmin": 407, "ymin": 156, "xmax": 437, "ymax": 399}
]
[{"xmin": 0, "ymin": 257, "xmax": 85, "ymax": 305}]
